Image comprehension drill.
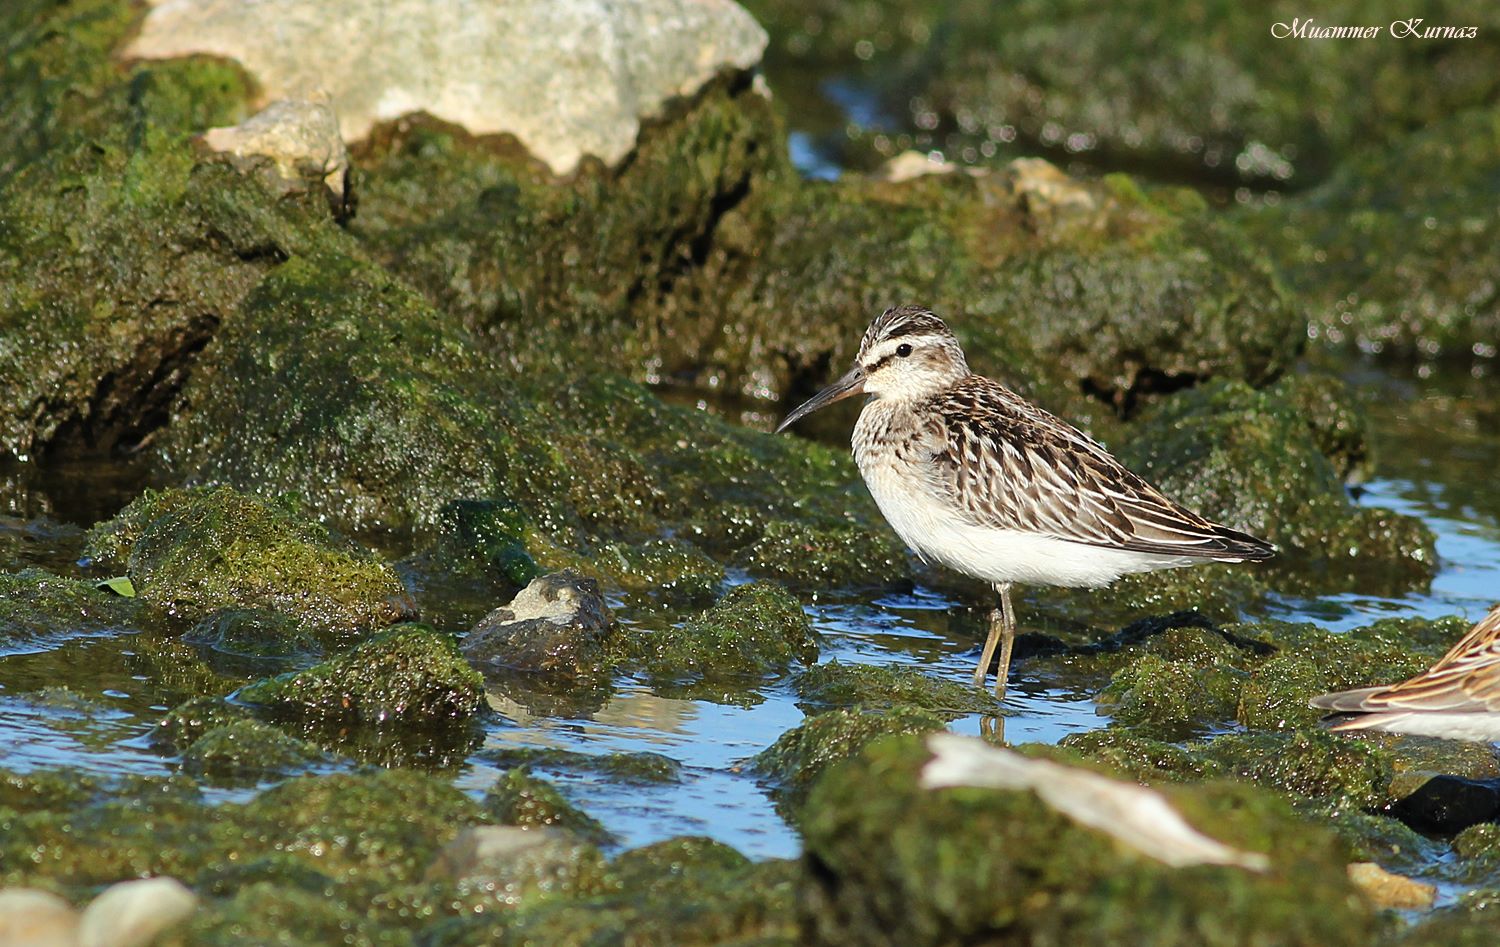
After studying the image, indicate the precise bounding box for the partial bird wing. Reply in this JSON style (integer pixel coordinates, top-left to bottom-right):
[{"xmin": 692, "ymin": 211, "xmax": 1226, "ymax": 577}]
[
  {"xmin": 921, "ymin": 376, "xmax": 1273, "ymax": 561},
  {"xmin": 1311, "ymin": 607, "xmax": 1500, "ymax": 715}
]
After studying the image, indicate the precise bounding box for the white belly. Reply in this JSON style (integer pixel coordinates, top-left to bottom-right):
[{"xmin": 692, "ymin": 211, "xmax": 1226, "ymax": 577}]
[
  {"xmin": 857, "ymin": 443, "xmax": 1194, "ymax": 590},
  {"xmin": 1333, "ymin": 712, "xmax": 1500, "ymax": 742}
]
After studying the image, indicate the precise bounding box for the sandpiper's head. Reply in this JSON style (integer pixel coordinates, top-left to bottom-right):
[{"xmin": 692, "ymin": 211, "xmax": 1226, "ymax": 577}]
[{"xmin": 776, "ymin": 306, "xmax": 969, "ymax": 432}]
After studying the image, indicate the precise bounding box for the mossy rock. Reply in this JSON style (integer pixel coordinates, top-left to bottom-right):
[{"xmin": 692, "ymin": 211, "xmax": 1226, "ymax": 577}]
[
  {"xmin": 623, "ymin": 582, "xmax": 819, "ymax": 687},
  {"xmin": 0, "ymin": 568, "xmax": 139, "ymax": 648},
  {"xmin": 1243, "ymin": 105, "xmax": 1500, "ymax": 364},
  {"xmin": 84, "ymin": 486, "xmax": 413, "ymax": 640},
  {"xmin": 798, "ymin": 734, "xmax": 1373, "ymax": 946},
  {"xmin": 794, "ymin": 661, "xmax": 1005, "ymax": 718},
  {"xmin": 483, "ymin": 768, "xmax": 612, "ymax": 847},
  {"xmin": 238, "ymin": 623, "xmax": 484, "ymax": 729},
  {"xmin": 743, "ymin": 0, "xmax": 1500, "ymax": 188}
]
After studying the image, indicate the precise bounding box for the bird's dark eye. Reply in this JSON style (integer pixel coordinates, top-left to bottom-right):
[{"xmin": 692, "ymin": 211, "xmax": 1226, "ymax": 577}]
[{"xmin": 896, "ymin": 343, "xmax": 913, "ymax": 358}]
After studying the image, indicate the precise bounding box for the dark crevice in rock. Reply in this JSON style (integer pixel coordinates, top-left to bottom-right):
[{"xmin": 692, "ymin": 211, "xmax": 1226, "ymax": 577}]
[
  {"xmin": 48, "ymin": 311, "xmax": 223, "ymax": 459},
  {"xmin": 1080, "ymin": 367, "xmax": 1202, "ymax": 420}
]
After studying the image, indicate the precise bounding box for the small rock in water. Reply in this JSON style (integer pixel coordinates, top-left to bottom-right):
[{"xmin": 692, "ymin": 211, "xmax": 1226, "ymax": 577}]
[
  {"xmin": 77, "ymin": 877, "xmax": 198, "ymax": 947},
  {"xmin": 0, "ymin": 888, "xmax": 81, "ymax": 947},
  {"xmin": 1346, "ymin": 862, "xmax": 1436, "ymax": 910},
  {"xmin": 201, "ymin": 96, "xmax": 352, "ymax": 217},
  {"xmin": 463, "ymin": 571, "xmax": 614, "ymax": 677}
]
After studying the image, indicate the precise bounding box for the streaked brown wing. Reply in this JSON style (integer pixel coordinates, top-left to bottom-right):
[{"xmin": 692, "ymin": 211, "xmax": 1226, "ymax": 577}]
[
  {"xmin": 922, "ymin": 376, "xmax": 1268, "ymax": 560},
  {"xmin": 1325, "ymin": 607, "xmax": 1500, "ymax": 714}
]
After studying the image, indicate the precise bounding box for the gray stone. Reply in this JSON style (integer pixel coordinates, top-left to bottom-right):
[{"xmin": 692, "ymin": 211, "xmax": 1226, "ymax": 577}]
[
  {"xmin": 0, "ymin": 889, "xmax": 80, "ymax": 947},
  {"xmin": 462, "ymin": 570, "xmax": 614, "ymax": 677},
  {"xmin": 201, "ymin": 97, "xmax": 351, "ymax": 213},
  {"xmin": 123, "ymin": 0, "xmax": 768, "ymax": 174},
  {"xmin": 77, "ymin": 877, "xmax": 197, "ymax": 947}
]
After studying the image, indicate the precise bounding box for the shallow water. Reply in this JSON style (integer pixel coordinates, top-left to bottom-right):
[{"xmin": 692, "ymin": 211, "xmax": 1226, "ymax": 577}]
[{"xmin": 1, "ymin": 362, "xmax": 1495, "ymax": 868}]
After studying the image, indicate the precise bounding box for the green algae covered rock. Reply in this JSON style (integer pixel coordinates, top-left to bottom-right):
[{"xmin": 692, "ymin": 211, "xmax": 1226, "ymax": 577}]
[
  {"xmin": 798, "ymin": 735, "xmax": 1374, "ymax": 947},
  {"xmin": 1245, "ymin": 105, "xmax": 1500, "ymax": 365},
  {"xmin": 0, "ymin": 568, "xmax": 139, "ymax": 649},
  {"xmin": 624, "ymin": 582, "xmax": 819, "ymax": 687},
  {"xmin": 483, "ymin": 769, "xmax": 612, "ymax": 846},
  {"xmin": 1121, "ymin": 380, "xmax": 1436, "ymax": 595},
  {"xmin": 426, "ymin": 825, "xmax": 614, "ymax": 910},
  {"xmin": 1192, "ymin": 729, "xmax": 1393, "ymax": 811},
  {"xmin": 1098, "ymin": 653, "xmax": 1246, "ymax": 735},
  {"xmin": 238, "ymin": 623, "xmax": 484, "ymax": 728},
  {"xmin": 180, "ymin": 719, "xmax": 327, "ymax": 784},
  {"xmin": 84, "ymin": 486, "xmax": 413, "ymax": 640},
  {"xmin": 744, "ymin": 0, "xmax": 1500, "ymax": 189},
  {"xmin": 794, "ymin": 661, "xmax": 1005, "ymax": 718}
]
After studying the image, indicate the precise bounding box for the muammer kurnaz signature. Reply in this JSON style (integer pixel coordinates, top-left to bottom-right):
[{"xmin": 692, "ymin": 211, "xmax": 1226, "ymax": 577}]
[{"xmin": 1271, "ymin": 18, "xmax": 1478, "ymax": 39}]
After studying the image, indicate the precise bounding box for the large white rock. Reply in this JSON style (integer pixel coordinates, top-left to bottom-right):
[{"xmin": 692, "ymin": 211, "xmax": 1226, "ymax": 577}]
[
  {"xmin": 123, "ymin": 0, "xmax": 768, "ymax": 175},
  {"xmin": 0, "ymin": 888, "xmax": 81, "ymax": 947},
  {"xmin": 76, "ymin": 877, "xmax": 198, "ymax": 947}
]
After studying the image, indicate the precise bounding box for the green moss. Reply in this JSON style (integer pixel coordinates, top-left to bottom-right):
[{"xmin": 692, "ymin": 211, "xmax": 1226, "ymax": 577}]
[
  {"xmin": 83, "ymin": 486, "xmax": 412, "ymax": 641},
  {"xmin": 1270, "ymin": 373, "xmax": 1375, "ymax": 483},
  {"xmin": 795, "ymin": 661, "xmax": 1005, "ymax": 718},
  {"xmin": 0, "ymin": 568, "xmax": 138, "ymax": 645},
  {"xmin": 1059, "ymin": 729, "xmax": 1226, "ymax": 783},
  {"xmin": 483, "ymin": 769, "xmax": 612, "ymax": 846},
  {"xmin": 624, "ymin": 582, "xmax": 819, "ymax": 687},
  {"xmin": 799, "ymin": 734, "xmax": 1373, "ymax": 946},
  {"xmin": 239, "ymin": 623, "xmax": 484, "ymax": 728},
  {"xmin": 180, "ymin": 719, "xmax": 328, "ymax": 784}
]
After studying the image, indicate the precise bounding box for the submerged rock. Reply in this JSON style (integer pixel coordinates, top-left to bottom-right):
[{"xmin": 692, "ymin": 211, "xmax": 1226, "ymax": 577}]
[
  {"xmin": 463, "ymin": 570, "xmax": 614, "ymax": 678},
  {"xmin": 751, "ymin": 706, "xmax": 947, "ymax": 810},
  {"xmin": 84, "ymin": 486, "xmax": 413, "ymax": 640},
  {"xmin": 180, "ymin": 719, "xmax": 328, "ymax": 784},
  {"xmin": 124, "ymin": 0, "xmax": 768, "ymax": 174},
  {"xmin": 798, "ymin": 735, "xmax": 1373, "ymax": 946}
]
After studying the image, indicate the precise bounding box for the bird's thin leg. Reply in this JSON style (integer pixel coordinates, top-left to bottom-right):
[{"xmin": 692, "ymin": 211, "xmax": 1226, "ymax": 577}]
[
  {"xmin": 973, "ymin": 594, "xmax": 1004, "ymax": 689},
  {"xmin": 993, "ymin": 582, "xmax": 1016, "ymax": 700}
]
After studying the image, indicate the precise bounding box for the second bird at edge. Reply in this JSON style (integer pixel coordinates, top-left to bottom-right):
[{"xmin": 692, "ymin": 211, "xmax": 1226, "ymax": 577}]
[{"xmin": 776, "ymin": 305, "xmax": 1275, "ymax": 699}]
